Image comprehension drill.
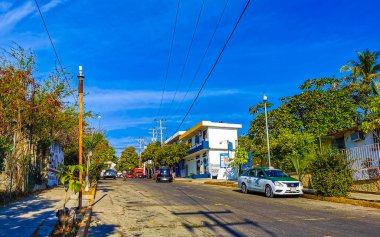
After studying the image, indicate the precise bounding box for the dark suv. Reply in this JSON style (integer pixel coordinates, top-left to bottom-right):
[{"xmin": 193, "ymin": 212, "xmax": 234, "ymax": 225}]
[
  {"xmin": 103, "ymin": 169, "xmax": 117, "ymax": 180},
  {"xmin": 156, "ymin": 167, "xmax": 173, "ymax": 182}
]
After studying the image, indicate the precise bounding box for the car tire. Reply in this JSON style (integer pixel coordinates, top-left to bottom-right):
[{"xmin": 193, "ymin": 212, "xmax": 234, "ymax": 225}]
[
  {"xmin": 113, "ymin": 177, "xmax": 116, "ymax": 180},
  {"xmin": 241, "ymin": 183, "xmax": 248, "ymax": 194},
  {"xmin": 265, "ymin": 185, "xmax": 274, "ymax": 198}
]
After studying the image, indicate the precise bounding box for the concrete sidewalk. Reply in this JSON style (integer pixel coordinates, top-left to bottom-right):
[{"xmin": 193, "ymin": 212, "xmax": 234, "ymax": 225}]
[
  {"xmin": 0, "ymin": 187, "xmax": 78, "ymax": 237},
  {"xmin": 175, "ymin": 178, "xmax": 380, "ymax": 202}
]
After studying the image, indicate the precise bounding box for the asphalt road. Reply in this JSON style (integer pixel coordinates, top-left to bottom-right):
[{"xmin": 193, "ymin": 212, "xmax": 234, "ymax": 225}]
[{"xmin": 88, "ymin": 178, "xmax": 380, "ymax": 237}]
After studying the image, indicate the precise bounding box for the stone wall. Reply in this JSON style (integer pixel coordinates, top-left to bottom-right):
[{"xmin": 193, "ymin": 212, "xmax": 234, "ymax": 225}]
[{"xmin": 352, "ymin": 179, "xmax": 380, "ymax": 193}]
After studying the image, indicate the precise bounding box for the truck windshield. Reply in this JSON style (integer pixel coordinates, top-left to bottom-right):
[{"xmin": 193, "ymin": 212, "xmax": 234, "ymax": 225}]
[{"xmin": 264, "ymin": 169, "xmax": 288, "ymax": 178}]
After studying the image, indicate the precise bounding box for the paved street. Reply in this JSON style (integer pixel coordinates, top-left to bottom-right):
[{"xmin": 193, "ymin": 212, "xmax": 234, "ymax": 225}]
[{"xmin": 89, "ymin": 179, "xmax": 380, "ymax": 237}]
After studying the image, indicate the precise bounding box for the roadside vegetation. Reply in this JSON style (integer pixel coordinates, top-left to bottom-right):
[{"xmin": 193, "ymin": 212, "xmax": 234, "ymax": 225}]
[
  {"xmin": 240, "ymin": 49, "xmax": 380, "ymax": 197},
  {"xmin": 0, "ymin": 46, "xmax": 114, "ymax": 205}
]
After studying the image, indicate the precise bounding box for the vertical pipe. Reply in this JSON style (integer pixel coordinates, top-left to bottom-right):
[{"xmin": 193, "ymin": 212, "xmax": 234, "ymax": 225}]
[{"xmin": 264, "ymin": 102, "xmax": 271, "ymax": 167}]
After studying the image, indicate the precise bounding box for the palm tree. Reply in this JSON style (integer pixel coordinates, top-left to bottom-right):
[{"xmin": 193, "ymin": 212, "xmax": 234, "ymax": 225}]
[{"xmin": 341, "ymin": 49, "xmax": 380, "ymax": 95}]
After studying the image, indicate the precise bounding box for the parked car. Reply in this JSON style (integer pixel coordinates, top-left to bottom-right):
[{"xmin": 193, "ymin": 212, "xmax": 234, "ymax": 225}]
[
  {"xmin": 126, "ymin": 171, "xmax": 134, "ymax": 178},
  {"xmin": 102, "ymin": 169, "xmax": 117, "ymax": 180},
  {"xmin": 238, "ymin": 167, "xmax": 303, "ymax": 198},
  {"xmin": 117, "ymin": 172, "xmax": 123, "ymax": 178},
  {"xmin": 156, "ymin": 167, "xmax": 173, "ymax": 183},
  {"xmin": 133, "ymin": 168, "xmax": 145, "ymax": 178}
]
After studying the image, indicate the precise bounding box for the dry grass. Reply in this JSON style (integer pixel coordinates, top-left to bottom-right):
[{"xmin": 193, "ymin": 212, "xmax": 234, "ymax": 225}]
[
  {"xmin": 302, "ymin": 193, "xmax": 380, "ymax": 209},
  {"xmin": 204, "ymin": 181, "xmax": 238, "ymax": 188}
]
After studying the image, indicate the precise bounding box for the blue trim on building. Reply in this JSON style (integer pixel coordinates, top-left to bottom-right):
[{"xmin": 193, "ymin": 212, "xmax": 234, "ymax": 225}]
[{"xmin": 188, "ymin": 141, "xmax": 209, "ymax": 154}]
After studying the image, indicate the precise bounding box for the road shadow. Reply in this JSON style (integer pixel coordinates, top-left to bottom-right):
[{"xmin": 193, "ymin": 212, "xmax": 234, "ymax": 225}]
[
  {"xmin": 0, "ymin": 195, "xmax": 57, "ymax": 236},
  {"xmin": 88, "ymin": 224, "xmax": 120, "ymax": 237},
  {"xmin": 91, "ymin": 194, "xmax": 108, "ymax": 207},
  {"xmin": 172, "ymin": 209, "xmax": 277, "ymax": 237}
]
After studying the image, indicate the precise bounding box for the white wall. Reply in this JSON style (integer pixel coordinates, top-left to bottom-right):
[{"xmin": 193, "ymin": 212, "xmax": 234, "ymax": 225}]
[
  {"xmin": 48, "ymin": 143, "xmax": 64, "ymax": 186},
  {"xmin": 208, "ymin": 127, "xmax": 238, "ymax": 150},
  {"xmin": 344, "ymin": 131, "xmax": 374, "ymax": 149}
]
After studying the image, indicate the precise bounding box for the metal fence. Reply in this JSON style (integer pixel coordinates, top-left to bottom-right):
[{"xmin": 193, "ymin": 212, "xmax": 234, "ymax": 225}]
[{"xmin": 340, "ymin": 143, "xmax": 380, "ymax": 181}]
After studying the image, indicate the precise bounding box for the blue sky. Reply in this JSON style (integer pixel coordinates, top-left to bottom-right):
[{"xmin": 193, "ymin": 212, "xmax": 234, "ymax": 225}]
[{"xmin": 2, "ymin": 0, "xmax": 380, "ymax": 155}]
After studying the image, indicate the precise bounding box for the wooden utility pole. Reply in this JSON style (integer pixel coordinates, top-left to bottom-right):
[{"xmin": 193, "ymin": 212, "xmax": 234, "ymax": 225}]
[{"xmin": 78, "ymin": 65, "xmax": 84, "ymax": 209}]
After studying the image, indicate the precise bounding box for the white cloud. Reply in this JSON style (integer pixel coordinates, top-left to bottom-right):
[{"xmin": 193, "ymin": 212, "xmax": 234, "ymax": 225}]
[
  {"xmin": 85, "ymin": 87, "xmax": 245, "ymax": 113},
  {"xmin": 0, "ymin": 1, "xmax": 35, "ymax": 32},
  {"xmin": 40, "ymin": 0, "xmax": 67, "ymax": 13}
]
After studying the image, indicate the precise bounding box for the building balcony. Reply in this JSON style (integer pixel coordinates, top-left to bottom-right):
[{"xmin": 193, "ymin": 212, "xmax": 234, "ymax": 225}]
[{"xmin": 188, "ymin": 141, "xmax": 209, "ymax": 155}]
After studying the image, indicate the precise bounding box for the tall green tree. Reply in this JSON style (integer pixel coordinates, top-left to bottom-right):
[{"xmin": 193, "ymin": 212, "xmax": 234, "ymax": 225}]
[
  {"xmin": 231, "ymin": 146, "xmax": 248, "ymax": 177},
  {"xmin": 116, "ymin": 146, "xmax": 139, "ymax": 171}
]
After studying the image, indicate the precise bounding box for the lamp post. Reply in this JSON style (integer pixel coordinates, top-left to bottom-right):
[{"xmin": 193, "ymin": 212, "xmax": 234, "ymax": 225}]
[
  {"xmin": 97, "ymin": 115, "xmax": 101, "ymax": 131},
  {"xmin": 78, "ymin": 66, "xmax": 84, "ymax": 209},
  {"xmin": 263, "ymin": 94, "xmax": 272, "ymax": 168}
]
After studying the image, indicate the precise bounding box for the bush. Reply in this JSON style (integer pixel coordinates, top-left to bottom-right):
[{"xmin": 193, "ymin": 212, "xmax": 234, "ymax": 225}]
[
  {"xmin": 89, "ymin": 164, "xmax": 106, "ymax": 183},
  {"xmin": 310, "ymin": 149, "xmax": 353, "ymax": 197}
]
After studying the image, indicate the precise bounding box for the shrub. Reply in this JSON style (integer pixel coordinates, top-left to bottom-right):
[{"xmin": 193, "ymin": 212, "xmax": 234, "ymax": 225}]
[
  {"xmin": 310, "ymin": 149, "xmax": 352, "ymax": 197},
  {"xmin": 89, "ymin": 164, "xmax": 106, "ymax": 183}
]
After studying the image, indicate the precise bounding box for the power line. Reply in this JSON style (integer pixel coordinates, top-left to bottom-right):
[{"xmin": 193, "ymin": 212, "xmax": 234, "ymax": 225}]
[
  {"xmin": 172, "ymin": 0, "xmax": 230, "ymax": 119},
  {"xmin": 156, "ymin": 0, "xmax": 181, "ymax": 119},
  {"xmin": 164, "ymin": 0, "xmax": 205, "ymax": 118},
  {"xmin": 175, "ymin": 0, "xmax": 251, "ymax": 133},
  {"xmin": 33, "ymin": 0, "xmax": 77, "ymax": 104}
]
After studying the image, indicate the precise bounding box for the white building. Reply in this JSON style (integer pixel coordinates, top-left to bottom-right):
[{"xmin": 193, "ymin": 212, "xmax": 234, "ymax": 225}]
[
  {"xmin": 166, "ymin": 121, "xmax": 242, "ymax": 179},
  {"xmin": 47, "ymin": 142, "xmax": 64, "ymax": 186},
  {"xmin": 330, "ymin": 128, "xmax": 380, "ymax": 181}
]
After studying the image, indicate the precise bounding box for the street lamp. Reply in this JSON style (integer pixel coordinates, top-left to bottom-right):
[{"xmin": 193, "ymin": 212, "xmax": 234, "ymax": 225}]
[
  {"xmin": 78, "ymin": 65, "xmax": 84, "ymax": 209},
  {"xmin": 97, "ymin": 115, "xmax": 101, "ymax": 131},
  {"xmin": 263, "ymin": 94, "xmax": 272, "ymax": 168}
]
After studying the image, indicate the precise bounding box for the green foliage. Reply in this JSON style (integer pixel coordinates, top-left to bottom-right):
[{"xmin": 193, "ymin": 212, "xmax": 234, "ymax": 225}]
[
  {"xmin": 89, "ymin": 163, "xmax": 106, "ymax": 183},
  {"xmin": 116, "ymin": 146, "xmax": 139, "ymax": 171},
  {"xmin": 55, "ymin": 164, "xmax": 85, "ymax": 194},
  {"xmin": 310, "ymin": 149, "xmax": 353, "ymax": 197},
  {"xmin": 231, "ymin": 146, "xmax": 248, "ymax": 176},
  {"xmin": 141, "ymin": 142, "xmax": 190, "ymax": 167},
  {"xmin": 276, "ymin": 130, "xmax": 317, "ymax": 179}
]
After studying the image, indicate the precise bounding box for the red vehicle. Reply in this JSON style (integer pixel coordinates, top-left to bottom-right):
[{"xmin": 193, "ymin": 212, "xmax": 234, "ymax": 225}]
[
  {"xmin": 126, "ymin": 171, "xmax": 134, "ymax": 178},
  {"xmin": 133, "ymin": 168, "xmax": 144, "ymax": 178}
]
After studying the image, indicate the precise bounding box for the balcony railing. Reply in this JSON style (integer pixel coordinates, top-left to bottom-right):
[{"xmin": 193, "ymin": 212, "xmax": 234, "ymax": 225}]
[
  {"xmin": 340, "ymin": 143, "xmax": 380, "ymax": 181},
  {"xmin": 188, "ymin": 141, "xmax": 209, "ymax": 154}
]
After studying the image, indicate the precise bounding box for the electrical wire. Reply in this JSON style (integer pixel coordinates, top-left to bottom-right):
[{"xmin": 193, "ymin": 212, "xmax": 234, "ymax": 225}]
[
  {"xmin": 172, "ymin": 0, "xmax": 229, "ymax": 119},
  {"xmin": 33, "ymin": 0, "xmax": 78, "ymax": 104},
  {"xmin": 156, "ymin": 0, "xmax": 181, "ymax": 119},
  {"xmin": 164, "ymin": 0, "xmax": 205, "ymax": 119},
  {"xmin": 175, "ymin": 0, "xmax": 251, "ymax": 132}
]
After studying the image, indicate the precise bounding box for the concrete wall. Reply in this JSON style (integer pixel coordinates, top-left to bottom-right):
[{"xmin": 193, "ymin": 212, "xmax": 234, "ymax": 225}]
[
  {"xmin": 344, "ymin": 131, "xmax": 374, "ymax": 149},
  {"xmin": 47, "ymin": 143, "xmax": 64, "ymax": 186},
  {"xmin": 208, "ymin": 127, "xmax": 238, "ymax": 150}
]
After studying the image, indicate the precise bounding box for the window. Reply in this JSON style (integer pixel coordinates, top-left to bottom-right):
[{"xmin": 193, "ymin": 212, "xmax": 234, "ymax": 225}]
[
  {"xmin": 332, "ymin": 137, "xmax": 345, "ymax": 149},
  {"xmin": 256, "ymin": 170, "xmax": 265, "ymax": 178},
  {"xmin": 249, "ymin": 169, "xmax": 256, "ymax": 177},
  {"xmin": 195, "ymin": 135, "xmax": 200, "ymax": 144},
  {"xmin": 202, "ymin": 130, "xmax": 207, "ymax": 140},
  {"xmin": 264, "ymin": 169, "xmax": 288, "ymax": 178},
  {"xmin": 188, "ymin": 139, "xmax": 192, "ymax": 145}
]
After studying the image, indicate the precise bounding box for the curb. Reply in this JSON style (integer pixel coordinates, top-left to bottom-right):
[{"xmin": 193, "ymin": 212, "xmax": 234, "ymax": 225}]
[
  {"xmin": 202, "ymin": 181, "xmax": 380, "ymax": 209},
  {"xmin": 301, "ymin": 193, "xmax": 380, "ymax": 209},
  {"xmin": 76, "ymin": 186, "xmax": 96, "ymax": 237}
]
